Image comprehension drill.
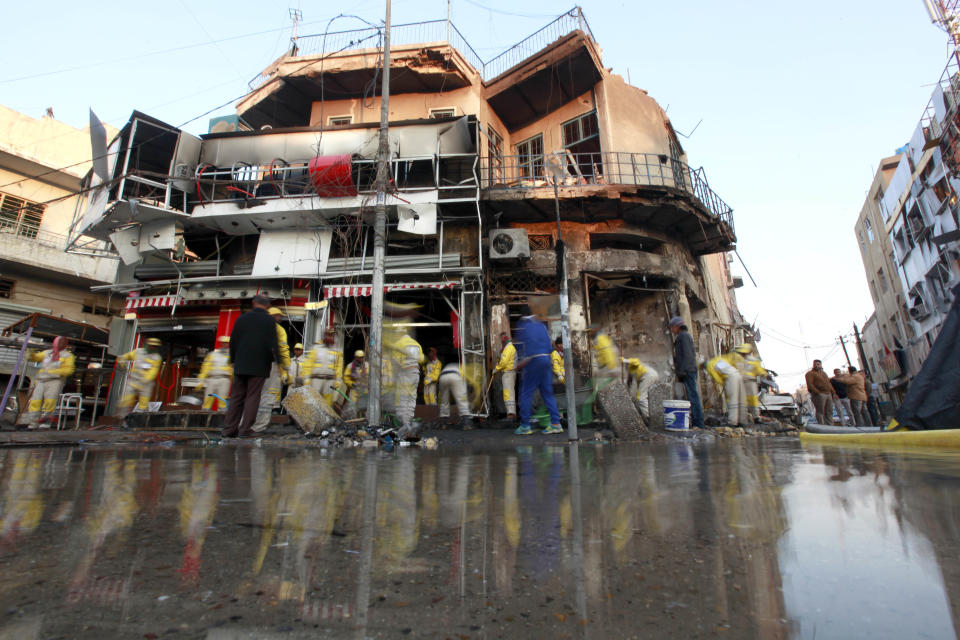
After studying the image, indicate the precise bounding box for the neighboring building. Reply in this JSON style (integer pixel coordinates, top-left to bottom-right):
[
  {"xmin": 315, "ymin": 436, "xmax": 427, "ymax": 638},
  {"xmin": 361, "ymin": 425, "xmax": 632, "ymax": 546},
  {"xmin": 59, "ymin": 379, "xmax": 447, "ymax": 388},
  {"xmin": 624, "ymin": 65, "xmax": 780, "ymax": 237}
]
[
  {"xmin": 68, "ymin": 10, "xmax": 743, "ymax": 418},
  {"xmin": 856, "ymin": 58, "xmax": 960, "ymax": 399}
]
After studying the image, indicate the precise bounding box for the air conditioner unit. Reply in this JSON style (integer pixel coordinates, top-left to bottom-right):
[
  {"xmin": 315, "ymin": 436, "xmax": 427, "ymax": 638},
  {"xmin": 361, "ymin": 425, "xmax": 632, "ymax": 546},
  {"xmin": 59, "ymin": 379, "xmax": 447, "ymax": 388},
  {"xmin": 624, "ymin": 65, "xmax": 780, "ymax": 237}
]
[
  {"xmin": 909, "ymin": 298, "xmax": 930, "ymax": 320},
  {"xmin": 488, "ymin": 229, "xmax": 530, "ymax": 260}
]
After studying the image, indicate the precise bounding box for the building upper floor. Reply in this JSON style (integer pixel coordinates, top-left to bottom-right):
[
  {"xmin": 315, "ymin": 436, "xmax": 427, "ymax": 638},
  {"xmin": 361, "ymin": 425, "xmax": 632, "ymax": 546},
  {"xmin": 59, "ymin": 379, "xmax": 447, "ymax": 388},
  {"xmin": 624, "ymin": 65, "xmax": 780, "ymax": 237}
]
[
  {"xmin": 0, "ymin": 105, "xmax": 118, "ymax": 285},
  {"xmin": 69, "ymin": 8, "xmax": 735, "ymax": 275}
]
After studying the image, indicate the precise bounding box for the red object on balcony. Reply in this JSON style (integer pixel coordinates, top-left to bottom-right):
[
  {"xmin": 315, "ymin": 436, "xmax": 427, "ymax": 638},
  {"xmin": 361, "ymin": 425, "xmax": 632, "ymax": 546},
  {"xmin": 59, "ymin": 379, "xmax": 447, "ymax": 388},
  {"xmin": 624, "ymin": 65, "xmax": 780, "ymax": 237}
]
[{"xmin": 308, "ymin": 154, "xmax": 357, "ymax": 197}]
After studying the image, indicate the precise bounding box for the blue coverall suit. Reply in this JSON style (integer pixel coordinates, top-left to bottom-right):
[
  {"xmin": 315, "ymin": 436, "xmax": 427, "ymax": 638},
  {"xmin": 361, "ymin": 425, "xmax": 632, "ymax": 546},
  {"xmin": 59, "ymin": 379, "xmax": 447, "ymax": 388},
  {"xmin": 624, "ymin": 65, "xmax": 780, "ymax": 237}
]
[{"xmin": 515, "ymin": 315, "xmax": 561, "ymax": 428}]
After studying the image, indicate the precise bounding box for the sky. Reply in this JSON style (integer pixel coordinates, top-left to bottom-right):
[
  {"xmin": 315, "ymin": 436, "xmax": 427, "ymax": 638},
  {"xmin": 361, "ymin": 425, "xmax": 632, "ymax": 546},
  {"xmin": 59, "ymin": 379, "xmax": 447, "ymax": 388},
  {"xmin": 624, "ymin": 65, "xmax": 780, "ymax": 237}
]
[{"xmin": 0, "ymin": 0, "xmax": 950, "ymax": 391}]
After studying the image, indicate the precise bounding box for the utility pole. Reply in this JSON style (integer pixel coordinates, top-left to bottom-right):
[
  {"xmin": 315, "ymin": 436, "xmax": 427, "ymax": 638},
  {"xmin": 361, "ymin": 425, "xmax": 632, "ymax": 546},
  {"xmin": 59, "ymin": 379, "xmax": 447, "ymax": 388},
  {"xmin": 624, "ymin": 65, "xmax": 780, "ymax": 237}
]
[
  {"xmin": 553, "ymin": 183, "xmax": 578, "ymax": 441},
  {"xmin": 853, "ymin": 322, "xmax": 871, "ymax": 377},
  {"xmin": 839, "ymin": 334, "xmax": 853, "ymax": 368},
  {"xmin": 367, "ymin": 0, "xmax": 391, "ymax": 427}
]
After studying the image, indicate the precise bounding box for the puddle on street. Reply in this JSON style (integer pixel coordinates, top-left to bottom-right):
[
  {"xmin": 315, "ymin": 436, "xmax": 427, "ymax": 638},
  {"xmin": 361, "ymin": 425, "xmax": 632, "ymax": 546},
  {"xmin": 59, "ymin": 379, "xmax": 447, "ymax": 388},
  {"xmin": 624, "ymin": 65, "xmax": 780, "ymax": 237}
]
[{"xmin": 0, "ymin": 439, "xmax": 957, "ymax": 639}]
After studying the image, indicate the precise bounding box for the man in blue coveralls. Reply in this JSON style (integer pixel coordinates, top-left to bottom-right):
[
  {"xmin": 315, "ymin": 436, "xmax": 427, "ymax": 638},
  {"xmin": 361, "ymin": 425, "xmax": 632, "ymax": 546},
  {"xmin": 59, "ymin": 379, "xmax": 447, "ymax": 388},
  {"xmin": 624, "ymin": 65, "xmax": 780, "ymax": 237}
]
[{"xmin": 513, "ymin": 303, "xmax": 563, "ymax": 435}]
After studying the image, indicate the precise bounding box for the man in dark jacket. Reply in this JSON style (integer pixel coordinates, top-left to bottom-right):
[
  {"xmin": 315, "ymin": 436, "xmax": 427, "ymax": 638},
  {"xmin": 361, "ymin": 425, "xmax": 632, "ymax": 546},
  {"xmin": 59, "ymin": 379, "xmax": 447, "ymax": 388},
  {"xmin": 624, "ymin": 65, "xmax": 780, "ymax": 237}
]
[
  {"xmin": 670, "ymin": 316, "xmax": 705, "ymax": 428},
  {"xmin": 223, "ymin": 295, "xmax": 279, "ymax": 437}
]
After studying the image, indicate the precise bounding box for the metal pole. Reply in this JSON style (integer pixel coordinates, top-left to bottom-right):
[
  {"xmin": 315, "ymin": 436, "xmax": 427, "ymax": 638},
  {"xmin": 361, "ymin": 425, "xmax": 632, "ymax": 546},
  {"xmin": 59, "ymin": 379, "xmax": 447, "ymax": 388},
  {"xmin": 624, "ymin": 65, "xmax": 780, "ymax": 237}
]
[
  {"xmin": 839, "ymin": 334, "xmax": 853, "ymax": 368},
  {"xmin": 554, "ymin": 184, "xmax": 578, "ymax": 440},
  {"xmin": 0, "ymin": 327, "xmax": 33, "ymax": 424},
  {"xmin": 853, "ymin": 322, "xmax": 871, "ymax": 377},
  {"xmin": 367, "ymin": 0, "xmax": 392, "ymax": 427}
]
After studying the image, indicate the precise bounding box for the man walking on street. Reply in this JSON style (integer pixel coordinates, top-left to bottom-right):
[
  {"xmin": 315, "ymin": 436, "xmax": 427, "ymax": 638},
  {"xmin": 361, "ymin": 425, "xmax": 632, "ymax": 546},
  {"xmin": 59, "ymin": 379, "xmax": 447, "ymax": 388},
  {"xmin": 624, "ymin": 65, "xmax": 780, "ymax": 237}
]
[
  {"xmin": 831, "ymin": 368, "xmax": 854, "ymax": 426},
  {"xmin": 514, "ymin": 305, "xmax": 562, "ymax": 435},
  {"xmin": 223, "ymin": 295, "xmax": 279, "ymax": 438},
  {"xmin": 251, "ymin": 307, "xmax": 291, "ymax": 432},
  {"xmin": 805, "ymin": 360, "xmax": 836, "ymax": 425},
  {"xmin": 670, "ymin": 316, "xmax": 705, "ymax": 429},
  {"xmin": 836, "ymin": 366, "xmax": 870, "ymax": 426}
]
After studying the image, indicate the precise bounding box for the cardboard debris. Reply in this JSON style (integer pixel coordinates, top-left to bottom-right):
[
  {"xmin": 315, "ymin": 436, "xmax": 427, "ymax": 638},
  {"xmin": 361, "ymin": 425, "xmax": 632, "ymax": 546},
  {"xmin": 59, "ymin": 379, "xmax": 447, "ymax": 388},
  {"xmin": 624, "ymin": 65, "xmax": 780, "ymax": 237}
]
[
  {"xmin": 282, "ymin": 386, "xmax": 338, "ymax": 434},
  {"xmin": 597, "ymin": 380, "xmax": 647, "ymax": 438}
]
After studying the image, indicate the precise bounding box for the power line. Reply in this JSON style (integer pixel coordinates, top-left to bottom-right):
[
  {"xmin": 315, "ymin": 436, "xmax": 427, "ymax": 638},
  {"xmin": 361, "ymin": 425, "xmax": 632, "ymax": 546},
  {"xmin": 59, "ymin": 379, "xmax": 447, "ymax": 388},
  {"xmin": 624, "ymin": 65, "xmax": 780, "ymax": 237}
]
[{"xmin": 460, "ymin": 0, "xmax": 558, "ymax": 19}]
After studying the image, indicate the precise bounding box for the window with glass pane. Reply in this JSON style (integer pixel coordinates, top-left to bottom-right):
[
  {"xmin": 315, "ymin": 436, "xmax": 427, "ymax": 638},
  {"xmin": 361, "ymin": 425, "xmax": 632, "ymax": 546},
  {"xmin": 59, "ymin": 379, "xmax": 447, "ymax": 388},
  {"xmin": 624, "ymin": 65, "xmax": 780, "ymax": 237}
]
[
  {"xmin": 0, "ymin": 192, "xmax": 44, "ymax": 238},
  {"xmin": 516, "ymin": 134, "xmax": 543, "ymax": 179}
]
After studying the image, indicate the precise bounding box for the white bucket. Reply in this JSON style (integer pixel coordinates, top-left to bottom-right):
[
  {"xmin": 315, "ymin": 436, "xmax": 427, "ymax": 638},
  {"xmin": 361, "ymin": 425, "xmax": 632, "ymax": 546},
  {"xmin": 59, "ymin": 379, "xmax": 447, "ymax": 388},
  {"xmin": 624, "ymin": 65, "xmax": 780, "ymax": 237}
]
[{"xmin": 663, "ymin": 399, "xmax": 691, "ymax": 431}]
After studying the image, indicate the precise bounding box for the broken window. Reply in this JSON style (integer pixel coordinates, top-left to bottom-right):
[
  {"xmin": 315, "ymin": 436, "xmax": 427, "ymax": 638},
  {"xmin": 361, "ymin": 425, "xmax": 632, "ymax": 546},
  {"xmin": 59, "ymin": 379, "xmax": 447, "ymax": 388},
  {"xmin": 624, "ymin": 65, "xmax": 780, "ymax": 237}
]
[
  {"xmin": 516, "ymin": 134, "xmax": 543, "ymax": 180},
  {"xmin": 429, "ymin": 108, "xmax": 457, "ymax": 119},
  {"xmin": 561, "ymin": 111, "xmax": 601, "ymax": 181},
  {"xmin": 487, "ymin": 125, "xmax": 504, "ymax": 185},
  {"xmin": 589, "ymin": 233, "xmax": 662, "ymax": 252},
  {"xmin": 864, "ymin": 217, "xmax": 874, "ymax": 243},
  {"xmin": 878, "ymin": 268, "xmax": 888, "ymax": 293},
  {"xmin": 0, "ymin": 192, "xmax": 44, "ymax": 239},
  {"xmin": 875, "ymin": 186, "xmax": 889, "ymax": 221},
  {"xmin": 328, "ymin": 115, "xmax": 352, "ymax": 126},
  {"xmin": 0, "ymin": 277, "xmax": 13, "ymax": 299},
  {"xmin": 528, "ymin": 233, "xmax": 554, "ymax": 250}
]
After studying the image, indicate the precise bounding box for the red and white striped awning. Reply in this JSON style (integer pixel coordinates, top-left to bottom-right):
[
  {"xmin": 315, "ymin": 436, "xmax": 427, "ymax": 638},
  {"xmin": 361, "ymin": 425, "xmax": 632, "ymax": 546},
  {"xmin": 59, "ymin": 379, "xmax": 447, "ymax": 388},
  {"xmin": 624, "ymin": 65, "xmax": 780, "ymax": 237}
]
[
  {"xmin": 124, "ymin": 294, "xmax": 208, "ymax": 311},
  {"xmin": 323, "ymin": 281, "xmax": 458, "ymax": 299}
]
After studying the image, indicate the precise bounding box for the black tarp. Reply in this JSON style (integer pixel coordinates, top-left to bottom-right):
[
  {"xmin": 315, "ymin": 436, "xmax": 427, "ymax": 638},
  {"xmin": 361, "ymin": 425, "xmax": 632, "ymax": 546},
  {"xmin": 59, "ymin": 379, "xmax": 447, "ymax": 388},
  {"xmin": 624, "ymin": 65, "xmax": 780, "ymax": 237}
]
[{"xmin": 893, "ymin": 284, "xmax": 960, "ymax": 430}]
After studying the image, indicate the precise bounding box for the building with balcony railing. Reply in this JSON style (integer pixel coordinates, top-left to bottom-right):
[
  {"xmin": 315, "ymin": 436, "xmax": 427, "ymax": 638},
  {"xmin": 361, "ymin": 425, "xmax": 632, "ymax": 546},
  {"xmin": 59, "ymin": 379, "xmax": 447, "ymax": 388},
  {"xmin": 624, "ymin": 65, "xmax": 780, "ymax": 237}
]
[
  {"xmin": 70, "ymin": 8, "xmax": 741, "ymax": 421},
  {"xmin": 0, "ymin": 105, "xmax": 120, "ymax": 337}
]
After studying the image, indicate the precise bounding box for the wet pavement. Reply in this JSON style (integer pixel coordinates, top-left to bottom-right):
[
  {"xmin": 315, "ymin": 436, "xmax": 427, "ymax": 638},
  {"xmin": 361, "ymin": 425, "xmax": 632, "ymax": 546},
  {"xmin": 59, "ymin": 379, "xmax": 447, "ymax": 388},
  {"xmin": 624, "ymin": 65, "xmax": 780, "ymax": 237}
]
[{"xmin": 0, "ymin": 438, "xmax": 957, "ymax": 639}]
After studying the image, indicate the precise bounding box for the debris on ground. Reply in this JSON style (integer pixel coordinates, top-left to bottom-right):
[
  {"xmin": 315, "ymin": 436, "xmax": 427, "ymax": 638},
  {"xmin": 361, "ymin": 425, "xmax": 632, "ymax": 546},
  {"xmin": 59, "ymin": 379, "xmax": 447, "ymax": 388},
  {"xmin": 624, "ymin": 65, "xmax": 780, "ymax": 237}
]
[
  {"xmin": 281, "ymin": 386, "xmax": 338, "ymax": 434},
  {"xmin": 597, "ymin": 381, "xmax": 647, "ymax": 438}
]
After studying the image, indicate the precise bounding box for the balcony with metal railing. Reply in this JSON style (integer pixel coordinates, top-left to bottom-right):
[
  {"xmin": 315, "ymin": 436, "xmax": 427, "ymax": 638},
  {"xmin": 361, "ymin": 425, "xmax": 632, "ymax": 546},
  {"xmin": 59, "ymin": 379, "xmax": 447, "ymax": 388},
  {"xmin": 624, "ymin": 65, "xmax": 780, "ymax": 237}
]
[{"xmin": 480, "ymin": 150, "xmax": 735, "ymax": 254}]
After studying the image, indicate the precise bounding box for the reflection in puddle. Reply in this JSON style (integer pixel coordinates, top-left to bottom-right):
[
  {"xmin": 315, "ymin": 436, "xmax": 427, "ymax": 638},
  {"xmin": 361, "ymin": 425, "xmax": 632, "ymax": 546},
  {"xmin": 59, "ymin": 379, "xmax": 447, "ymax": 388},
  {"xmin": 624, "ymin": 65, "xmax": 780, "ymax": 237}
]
[{"xmin": 0, "ymin": 441, "xmax": 955, "ymax": 638}]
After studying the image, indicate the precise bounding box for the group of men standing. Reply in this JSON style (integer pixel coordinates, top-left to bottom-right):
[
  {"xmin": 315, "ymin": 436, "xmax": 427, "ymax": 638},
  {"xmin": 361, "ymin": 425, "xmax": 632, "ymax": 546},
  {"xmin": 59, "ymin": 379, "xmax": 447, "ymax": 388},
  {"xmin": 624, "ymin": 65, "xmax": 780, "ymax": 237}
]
[{"xmin": 804, "ymin": 360, "xmax": 874, "ymax": 426}]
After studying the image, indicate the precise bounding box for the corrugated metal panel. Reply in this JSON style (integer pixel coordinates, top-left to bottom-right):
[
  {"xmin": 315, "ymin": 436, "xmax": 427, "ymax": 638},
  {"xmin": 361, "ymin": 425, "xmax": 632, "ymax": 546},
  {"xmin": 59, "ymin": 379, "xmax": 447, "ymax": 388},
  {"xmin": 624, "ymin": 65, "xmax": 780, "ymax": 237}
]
[{"xmin": 0, "ymin": 310, "xmax": 27, "ymax": 332}]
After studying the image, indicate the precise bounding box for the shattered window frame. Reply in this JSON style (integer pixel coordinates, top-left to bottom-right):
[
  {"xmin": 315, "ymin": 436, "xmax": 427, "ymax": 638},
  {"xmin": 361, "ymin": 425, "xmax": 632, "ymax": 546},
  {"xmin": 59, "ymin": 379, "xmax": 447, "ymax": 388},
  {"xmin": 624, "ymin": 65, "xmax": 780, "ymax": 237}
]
[
  {"xmin": 0, "ymin": 191, "xmax": 45, "ymax": 239},
  {"xmin": 328, "ymin": 115, "xmax": 353, "ymax": 126},
  {"xmin": 516, "ymin": 133, "xmax": 544, "ymax": 180}
]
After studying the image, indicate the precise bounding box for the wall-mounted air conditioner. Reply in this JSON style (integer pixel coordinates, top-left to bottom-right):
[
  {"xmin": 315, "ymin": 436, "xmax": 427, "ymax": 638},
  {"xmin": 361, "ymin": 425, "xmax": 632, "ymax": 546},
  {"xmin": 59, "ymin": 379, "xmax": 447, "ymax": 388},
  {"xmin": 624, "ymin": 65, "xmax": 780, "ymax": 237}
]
[
  {"xmin": 908, "ymin": 296, "xmax": 930, "ymax": 320},
  {"xmin": 489, "ymin": 229, "xmax": 530, "ymax": 260}
]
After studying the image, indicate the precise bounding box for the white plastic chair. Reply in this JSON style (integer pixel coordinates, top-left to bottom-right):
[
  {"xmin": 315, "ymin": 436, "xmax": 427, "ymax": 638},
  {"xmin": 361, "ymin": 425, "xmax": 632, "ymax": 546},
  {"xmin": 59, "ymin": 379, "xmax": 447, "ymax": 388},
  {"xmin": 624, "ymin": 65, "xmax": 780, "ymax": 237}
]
[{"xmin": 56, "ymin": 393, "xmax": 84, "ymax": 430}]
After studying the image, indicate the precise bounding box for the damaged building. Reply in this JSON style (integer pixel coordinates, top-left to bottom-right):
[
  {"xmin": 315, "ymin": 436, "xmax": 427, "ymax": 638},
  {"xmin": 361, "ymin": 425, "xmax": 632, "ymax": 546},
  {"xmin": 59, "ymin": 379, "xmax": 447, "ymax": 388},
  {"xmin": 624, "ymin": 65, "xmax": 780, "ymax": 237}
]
[{"xmin": 68, "ymin": 8, "xmax": 745, "ymax": 422}]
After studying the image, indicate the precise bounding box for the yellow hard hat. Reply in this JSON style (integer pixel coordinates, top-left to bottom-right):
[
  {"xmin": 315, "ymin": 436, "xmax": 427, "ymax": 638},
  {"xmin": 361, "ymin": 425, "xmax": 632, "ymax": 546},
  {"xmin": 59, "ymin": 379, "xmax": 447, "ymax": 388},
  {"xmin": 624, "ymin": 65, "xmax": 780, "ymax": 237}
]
[
  {"xmin": 146, "ymin": 337, "xmax": 162, "ymax": 346},
  {"xmin": 355, "ymin": 350, "xmax": 365, "ymax": 358},
  {"xmin": 217, "ymin": 336, "xmax": 230, "ymax": 343},
  {"xmin": 734, "ymin": 343, "xmax": 752, "ymax": 354},
  {"xmin": 294, "ymin": 343, "xmax": 303, "ymax": 350},
  {"xmin": 268, "ymin": 307, "xmax": 285, "ymax": 316}
]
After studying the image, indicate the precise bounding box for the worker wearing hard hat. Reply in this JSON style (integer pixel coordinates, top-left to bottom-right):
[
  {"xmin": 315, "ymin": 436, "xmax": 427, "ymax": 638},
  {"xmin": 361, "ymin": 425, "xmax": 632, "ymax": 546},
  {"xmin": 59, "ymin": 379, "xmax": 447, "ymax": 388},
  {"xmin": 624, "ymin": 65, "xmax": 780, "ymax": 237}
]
[
  {"xmin": 343, "ymin": 349, "xmax": 369, "ymax": 417},
  {"xmin": 705, "ymin": 348, "xmax": 748, "ymax": 427},
  {"xmin": 385, "ymin": 323, "xmax": 424, "ymax": 436},
  {"xmin": 196, "ymin": 336, "xmax": 232, "ymax": 411},
  {"xmin": 251, "ymin": 307, "xmax": 291, "ymax": 432},
  {"xmin": 117, "ymin": 337, "xmax": 164, "ymax": 418},
  {"xmin": 304, "ymin": 329, "xmax": 343, "ymax": 406},
  {"xmin": 493, "ymin": 333, "xmax": 517, "ymax": 419},
  {"xmin": 622, "ymin": 357, "xmax": 660, "ymax": 422},
  {"xmin": 22, "ymin": 337, "xmax": 75, "ymax": 428},
  {"xmin": 423, "ymin": 348, "xmax": 441, "ymax": 405},
  {"xmin": 288, "ymin": 342, "xmax": 306, "ymax": 388},
  {"xmin": 735, "ymin": 344, "xmax": 766, "ymax": 420}
]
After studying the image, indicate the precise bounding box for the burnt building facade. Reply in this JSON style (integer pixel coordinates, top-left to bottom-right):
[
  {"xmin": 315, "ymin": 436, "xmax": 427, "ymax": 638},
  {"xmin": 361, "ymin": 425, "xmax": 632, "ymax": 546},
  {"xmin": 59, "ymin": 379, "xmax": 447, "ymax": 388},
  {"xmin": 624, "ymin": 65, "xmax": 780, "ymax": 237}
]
[{"xmin": 69, "ymin": 9, "xmax": 743, "ymax": 420}]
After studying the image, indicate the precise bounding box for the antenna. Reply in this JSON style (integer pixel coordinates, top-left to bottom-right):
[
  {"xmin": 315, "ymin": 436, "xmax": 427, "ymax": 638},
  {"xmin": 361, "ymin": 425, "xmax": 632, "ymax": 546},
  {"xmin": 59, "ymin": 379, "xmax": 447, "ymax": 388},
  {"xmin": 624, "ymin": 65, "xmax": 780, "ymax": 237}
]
[
  {"xmin": 925, "ymin": 0, "xmax": 960, "ymax": 47},
  {"xmin": 289, "ymin": 6, "xmax": 303, "ymax": 54}
]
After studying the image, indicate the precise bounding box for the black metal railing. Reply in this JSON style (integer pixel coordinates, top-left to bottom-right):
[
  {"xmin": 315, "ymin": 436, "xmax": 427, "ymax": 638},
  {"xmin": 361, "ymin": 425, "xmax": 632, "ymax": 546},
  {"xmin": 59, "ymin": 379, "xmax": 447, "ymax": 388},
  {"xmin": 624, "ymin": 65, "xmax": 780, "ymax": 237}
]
[
  {"xmin": 255, "ymin": 7, "xmax": 593, "ymax": 88},
  {"xmin": 480, "ymin": 151, "xmax": 733, "ymax": 229}
]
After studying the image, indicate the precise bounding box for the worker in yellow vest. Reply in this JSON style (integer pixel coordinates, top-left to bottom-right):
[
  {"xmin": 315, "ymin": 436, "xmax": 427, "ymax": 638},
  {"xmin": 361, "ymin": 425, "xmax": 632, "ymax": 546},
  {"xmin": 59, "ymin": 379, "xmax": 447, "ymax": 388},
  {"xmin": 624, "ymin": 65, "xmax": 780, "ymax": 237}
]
[
  {"xmin": 705, "ymin": 349, "xmax": 748, "ymax": 427},
  {"xmin": 591, "ymin": 327, "xmax": 620, "ymax": 381},
  {"xmin": 196, "ymin": 336, "xmax": 232, "ymax": 411},
  {"xmin": 22, "ymin": 336, "xmax": 75, "ymax": 428},
  {"xmin": 343, "ymin": 350, "xmax": 369, "ymax": 407},
  {"xmin": 385, "ymin": 324, "xmax": 424, "ymax": 434},
  {"xmin": 423, "ymin": 348, "xmax": 441, "ymax": 405},
  {"xmin": 303, "ymin": 329, "xmax": 343, "ymax": 406},
  {"xmin": 118, "ymin": 338, "xmax": 164, "ymax": 417},
  {"xmin": 735, "ymin": 344, "xmax": 766, "ymax": 420},
  {"xmin": 622, "ymin": 357, "xmax": 659, "ymax": 422},
  {"xmin": 252, "ymin": 308, "xmax": 291, "ymax": 432},
  {"xmin": 493, "ymin": 333, "xmax": 516, "ymax": 418},
  {"xmin": 551, "ymin": 338, "xmax": 565, "ymax": 385}
]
